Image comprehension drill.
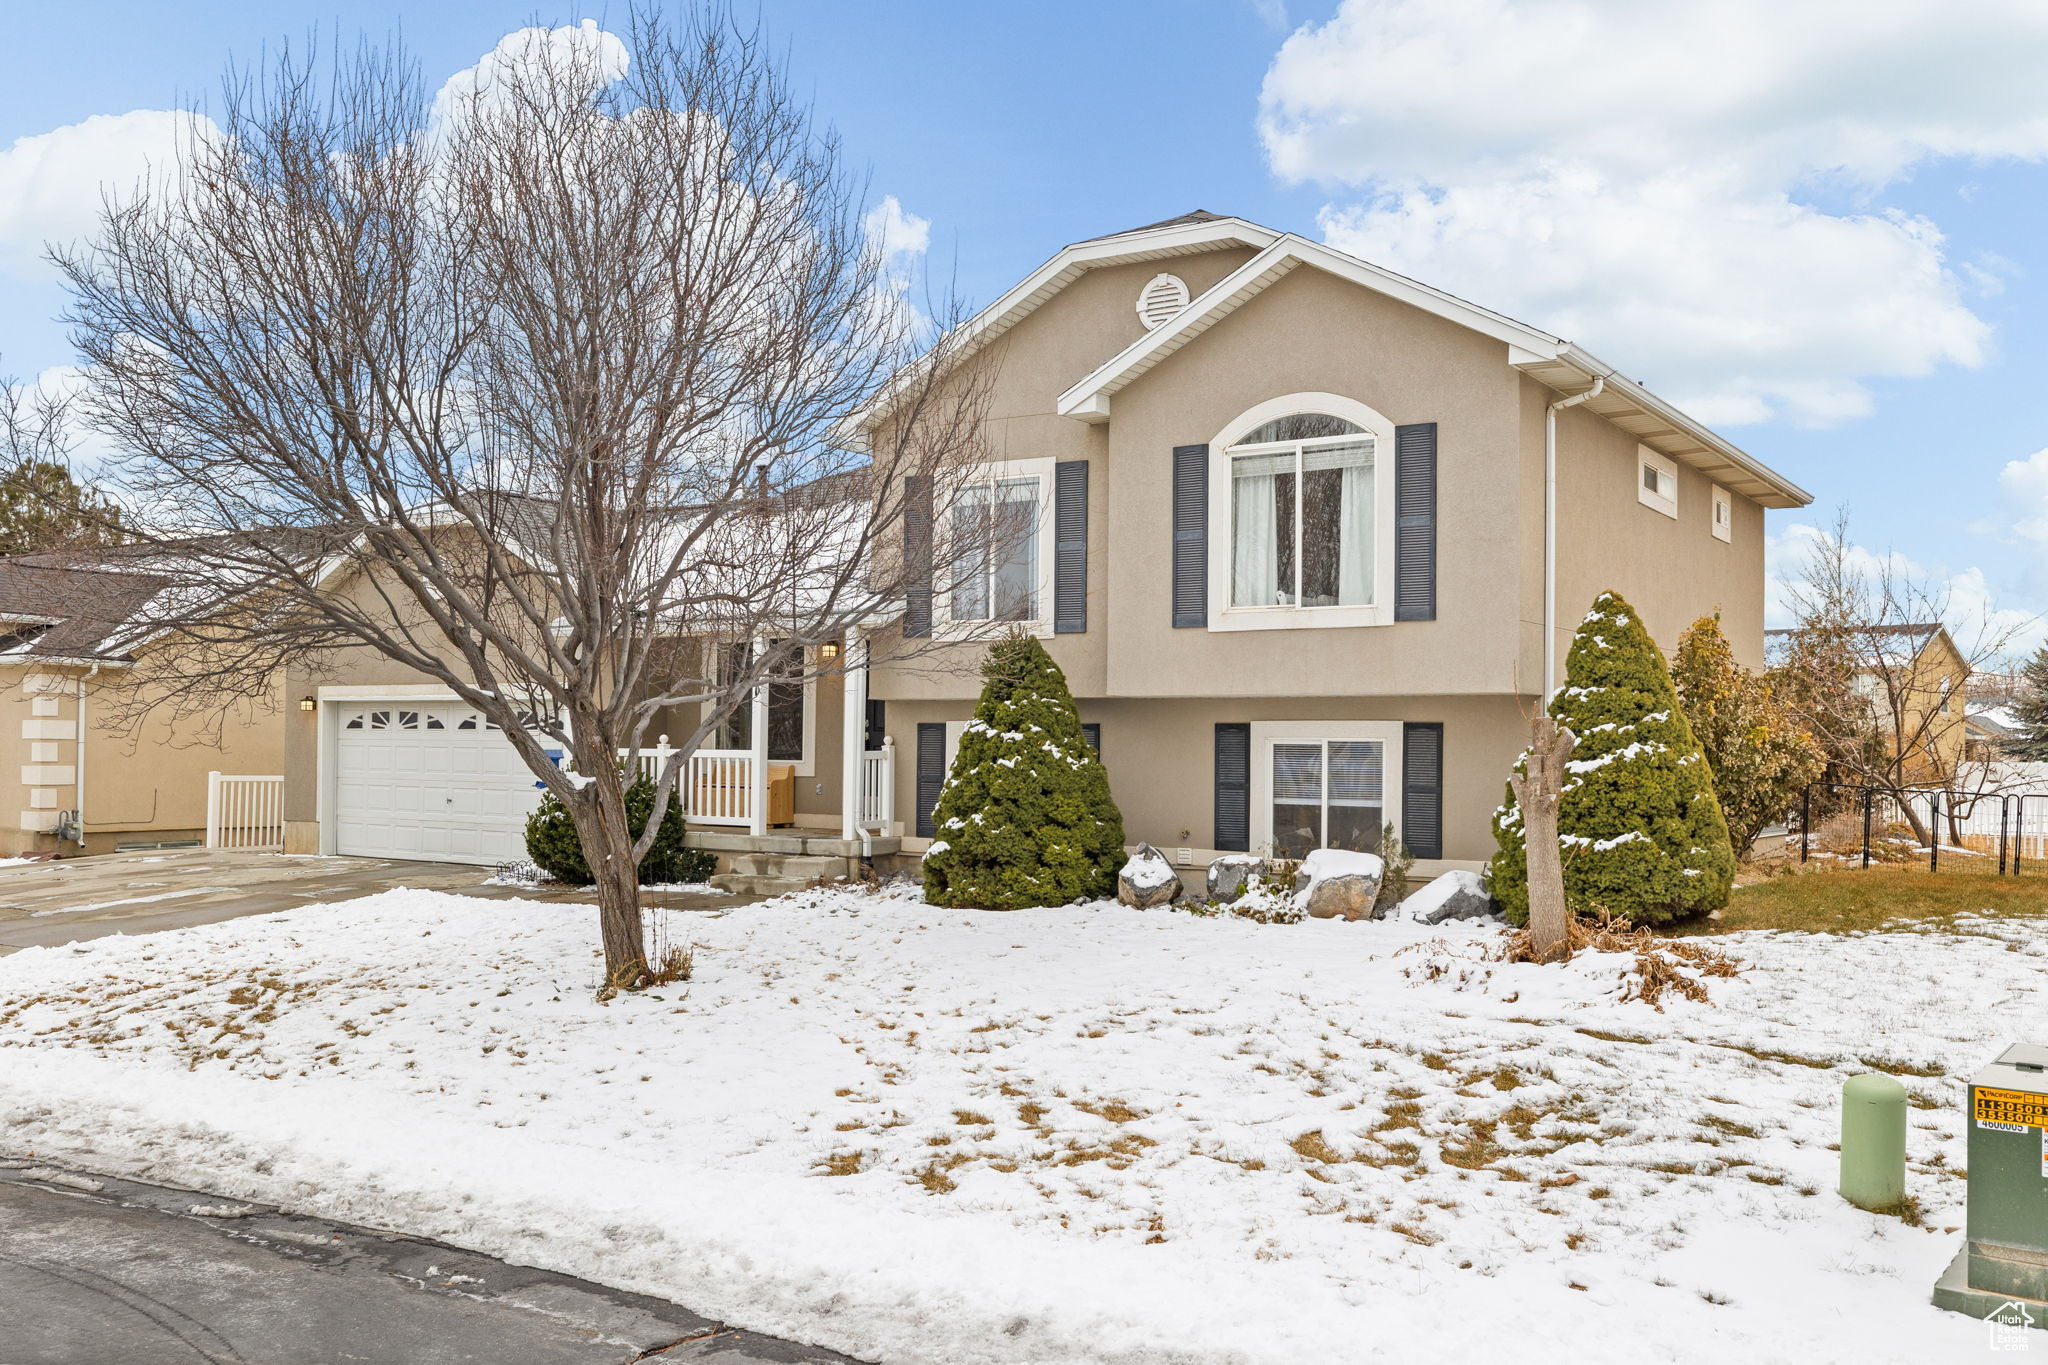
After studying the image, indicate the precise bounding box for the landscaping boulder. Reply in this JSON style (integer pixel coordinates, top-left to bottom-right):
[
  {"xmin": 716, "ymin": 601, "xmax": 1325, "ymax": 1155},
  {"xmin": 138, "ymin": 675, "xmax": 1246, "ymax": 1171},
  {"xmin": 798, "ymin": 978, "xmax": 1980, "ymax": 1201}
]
[
  {"xmin": 1294, "ymin": 848, "xmax": 1384, "ymax": 921},
  {"xmin": 1118, "ymin": 843, "xmax": 1181, "ymax": 908},
  {"xmin": 1205, "ymin": 853, "xmax": 1264, "ymax": 904},
  {"xmin": 1399, "ymin": 869, "xmax": 1500, "ymax": 925}
]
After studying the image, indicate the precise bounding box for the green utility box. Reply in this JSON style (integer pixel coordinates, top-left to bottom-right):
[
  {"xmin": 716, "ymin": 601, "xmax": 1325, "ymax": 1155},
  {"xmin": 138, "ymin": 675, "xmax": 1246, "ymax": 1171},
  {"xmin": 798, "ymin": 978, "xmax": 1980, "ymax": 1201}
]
[{"xmin": 1935, "ymin": 1042, "xmax": 2048, "ymax": 1323}]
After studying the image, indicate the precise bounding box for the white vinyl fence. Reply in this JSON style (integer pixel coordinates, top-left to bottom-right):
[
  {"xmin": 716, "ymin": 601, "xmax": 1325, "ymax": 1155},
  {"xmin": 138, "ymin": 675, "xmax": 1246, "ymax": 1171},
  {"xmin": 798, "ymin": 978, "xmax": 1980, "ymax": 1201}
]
[{"xmin": 205, "ymin": 772, "xmax": 284, "ymax": 851}]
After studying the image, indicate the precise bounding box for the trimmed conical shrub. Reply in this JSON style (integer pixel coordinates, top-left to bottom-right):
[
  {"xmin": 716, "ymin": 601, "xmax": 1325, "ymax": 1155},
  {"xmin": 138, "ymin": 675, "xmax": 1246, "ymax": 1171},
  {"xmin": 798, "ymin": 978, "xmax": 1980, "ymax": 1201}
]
[
  {"xmin": 922, "ymin": 634, "xmax": 1126, "ymax": 909},
  {"xmin": 1489, "ymin": 591, "xmax": 1736, "ymax": 926}
]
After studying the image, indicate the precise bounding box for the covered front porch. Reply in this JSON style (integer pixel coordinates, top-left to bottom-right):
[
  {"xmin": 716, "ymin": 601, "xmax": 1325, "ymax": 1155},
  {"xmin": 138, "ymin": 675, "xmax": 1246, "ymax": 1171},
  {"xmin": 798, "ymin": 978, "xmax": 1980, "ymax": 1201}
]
[{"xmin": 641, "ymin": 636, "xmax": 906, "ymax": 892}]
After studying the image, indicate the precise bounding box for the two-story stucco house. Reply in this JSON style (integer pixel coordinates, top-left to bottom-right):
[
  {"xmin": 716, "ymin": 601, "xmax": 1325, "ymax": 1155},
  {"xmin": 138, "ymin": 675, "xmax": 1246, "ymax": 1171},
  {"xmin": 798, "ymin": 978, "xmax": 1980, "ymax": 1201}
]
[
  {"xmin": 275, "ymin": 212, "xmax": 1809, "ymax": 886},
  {"xmin": 850, "ymin": 211, "xmax": 1811, "ymax": 876}
]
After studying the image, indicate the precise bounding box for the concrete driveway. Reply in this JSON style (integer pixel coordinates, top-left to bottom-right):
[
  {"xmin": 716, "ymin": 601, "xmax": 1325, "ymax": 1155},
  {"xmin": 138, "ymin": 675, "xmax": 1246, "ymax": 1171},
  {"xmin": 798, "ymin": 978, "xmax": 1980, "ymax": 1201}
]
[
  {"xmin": 0, "ymin": 848, "xmax": 746, "ymax": 956},
  {"xmin": 0, "ymin": 1161, "xmax": 852, "ymax": 1364}
]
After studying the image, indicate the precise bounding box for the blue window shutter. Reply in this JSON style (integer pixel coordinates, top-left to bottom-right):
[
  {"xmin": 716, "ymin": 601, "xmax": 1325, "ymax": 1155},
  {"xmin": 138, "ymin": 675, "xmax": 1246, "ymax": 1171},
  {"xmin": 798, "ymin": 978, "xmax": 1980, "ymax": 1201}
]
[
  {"xmin": 1172, "ymin": 445, "xmax": 1208, "ymax": 628},
  {"xmin": 904, "ymin": 475, "xmax": 933, "ymax": 637},
  {"xmin": 1214, "ymin": 722, "xmax": 1250, "ymax": 851},
  {"xmin": 1081, "ymin": 722, "xmax": 1100, "ymax": 754},
  {"xmin": 916, "ymin": 722, "xmax": 945, "ymax": 838},
  {"xmin": 1394, "ymin": 423, "xmax": 1437, "ymax": 622},
  {"xmin": 1402, "ymin": 722, "xmax": 1444, "ymax": 859},
  {"xmin": 1055, "ymin": 460, "xmax": 1088, "ymax": 634}
]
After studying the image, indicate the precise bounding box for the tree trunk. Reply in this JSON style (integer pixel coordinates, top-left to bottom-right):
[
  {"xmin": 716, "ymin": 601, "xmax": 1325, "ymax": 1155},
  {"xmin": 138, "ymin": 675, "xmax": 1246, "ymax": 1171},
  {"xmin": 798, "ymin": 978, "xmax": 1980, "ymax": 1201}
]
[
  {"xmin": 1890, "ymin": 789, "xmax": 1931, "ymax": 847},
  {"xmin": 576, "ymin": 761, "xmax": 648, "ymax": 988},
  {"xmin": 1510, "ymin": 714, "xmax": 1578, "ymax": 965}
]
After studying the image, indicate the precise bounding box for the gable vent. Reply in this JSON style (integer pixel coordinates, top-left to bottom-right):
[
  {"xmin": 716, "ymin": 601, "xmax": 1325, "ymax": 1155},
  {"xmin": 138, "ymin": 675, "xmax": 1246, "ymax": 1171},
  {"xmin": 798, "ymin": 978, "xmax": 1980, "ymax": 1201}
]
[{"xmin": 1136, "ymin": 272, "xmax": 1190, "ymax": 328}]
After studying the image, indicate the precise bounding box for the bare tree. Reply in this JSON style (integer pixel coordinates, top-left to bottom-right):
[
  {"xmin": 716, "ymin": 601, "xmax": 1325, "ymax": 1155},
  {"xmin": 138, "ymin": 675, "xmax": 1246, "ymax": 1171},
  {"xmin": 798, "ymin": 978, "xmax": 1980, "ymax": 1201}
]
[
  {"xmin": 47, "ymin": 8, "xmax": 1008, "ymax": 986},
  {"xmin": 1774, "ymin": 507, "xmax": 2033, "ymax": 845},
  {"xmin": 1510, "ymin": 714, "xmax": 1576, "ymax": 963},
  {"xmin": 0, "ymin": 370, "xmax": 126, "ymax": 554}
]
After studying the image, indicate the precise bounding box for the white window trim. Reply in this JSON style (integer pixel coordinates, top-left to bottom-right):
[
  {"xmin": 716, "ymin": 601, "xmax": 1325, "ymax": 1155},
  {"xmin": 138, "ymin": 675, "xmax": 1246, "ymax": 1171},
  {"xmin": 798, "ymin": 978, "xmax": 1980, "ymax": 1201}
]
[
  {"xmin": 1248, "ymin": 720, "xmax": 1403, "ymax": 857},
  {"xmin": 936, "ymin": 455, "xmax": 1058, "ymax": 641},
  {"xmin": 1711, "ymin": 485, "xmax": 1733, "ymax": 543},
  {"xmin": 1638, "ymin": 445, "xmax": 1679, "ymax": 519},
  {"xmin": 1206, "ymin": 393, "xmax": 1399, "ymax": 633}
]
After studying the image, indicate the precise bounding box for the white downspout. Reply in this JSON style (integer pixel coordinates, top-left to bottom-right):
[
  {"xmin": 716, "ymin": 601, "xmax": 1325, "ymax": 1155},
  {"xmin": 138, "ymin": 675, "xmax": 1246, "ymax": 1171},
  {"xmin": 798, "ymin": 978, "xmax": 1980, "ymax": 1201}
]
[{"xmin": 1543, "ymin": 376, "xmax": 1604, "ymax": 704}]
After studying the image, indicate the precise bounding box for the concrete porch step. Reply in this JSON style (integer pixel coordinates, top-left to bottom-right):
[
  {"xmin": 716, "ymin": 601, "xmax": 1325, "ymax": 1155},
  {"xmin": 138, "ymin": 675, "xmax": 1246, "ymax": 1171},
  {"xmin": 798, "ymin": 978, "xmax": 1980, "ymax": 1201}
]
[
  {"xmin": 729, "ymin": 853, "xmax": 846, "ymax": 879},
  {"xmin": 710, "ymin": 873, "xmax": 822, "ymax": 898}
]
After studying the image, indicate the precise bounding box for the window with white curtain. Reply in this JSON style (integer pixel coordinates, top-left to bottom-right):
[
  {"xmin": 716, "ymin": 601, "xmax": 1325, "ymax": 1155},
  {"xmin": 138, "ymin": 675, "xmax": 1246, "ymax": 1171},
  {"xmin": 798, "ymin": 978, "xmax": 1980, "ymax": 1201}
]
[
  {"xmin": 1228, "ymin": 414, "xmax": 1374, "ymax": 610},
  {"xmin": 948, "ymin": 475, "xmax": 1041, "ymax": 623}
]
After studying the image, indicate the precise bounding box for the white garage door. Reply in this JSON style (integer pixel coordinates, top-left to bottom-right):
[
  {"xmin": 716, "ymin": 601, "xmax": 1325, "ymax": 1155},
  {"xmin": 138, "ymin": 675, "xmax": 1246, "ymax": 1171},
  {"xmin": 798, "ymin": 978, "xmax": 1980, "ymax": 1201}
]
[{"xmin": 334, "ymin": 701, "xmax": 547, "ymax": 865}]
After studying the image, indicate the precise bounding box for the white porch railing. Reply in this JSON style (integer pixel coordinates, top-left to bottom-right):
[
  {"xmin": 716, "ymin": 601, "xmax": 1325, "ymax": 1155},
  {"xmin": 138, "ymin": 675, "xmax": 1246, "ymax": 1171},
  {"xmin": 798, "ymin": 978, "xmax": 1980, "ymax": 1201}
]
[
  {"xmin": 618, "ymin": 737, "xmax": 756, "ymax": 828},
  {"xmin": 621, "ymin": 735, "xmax": 679, "ymax": 782},
  {"xmin": 206, "ymin": 771, "xmax": 284, "ymax": 851},
  {"xmin": 859, "ymin": 739, "xmax": 894, "ymax": 832},
  {"xmin": 683, "ymin": 748, "xmax": 757, "ymax": 827}
]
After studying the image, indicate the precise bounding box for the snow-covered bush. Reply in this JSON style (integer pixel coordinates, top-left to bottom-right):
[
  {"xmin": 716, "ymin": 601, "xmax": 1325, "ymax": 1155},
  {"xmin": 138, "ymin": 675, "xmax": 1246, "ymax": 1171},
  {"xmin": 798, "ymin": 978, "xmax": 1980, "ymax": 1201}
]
[
  {"xmin": 525, "ymin": 771, "xmax": 716, "ymax": 887},
  {"xmin": 1226, "ymin": 863, "xmax": 1305, "ymax": 924},
  {"xmin": 922, "ymin": 635, "xmax": 1126, "ymax": 909},
  {"xmin": 1489, "ymin": 591, "xmax": 1736, "ymax": 927}
]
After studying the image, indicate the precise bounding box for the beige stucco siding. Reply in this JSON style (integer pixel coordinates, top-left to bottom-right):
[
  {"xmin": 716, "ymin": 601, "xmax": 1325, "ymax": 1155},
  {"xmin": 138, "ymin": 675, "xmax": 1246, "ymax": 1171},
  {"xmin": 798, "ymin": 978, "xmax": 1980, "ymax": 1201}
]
[
  {"xmin": 0, "ymin": 663, "xmax": 284, "ymax": 858},
  {"xmin": 880, "ymin": 693, "xmax": 1522, "ymax": 867},
  {"xmin": 871, "ymin": 247, "xmax": 1257, "ymax": 704},
  {"xmin": 1543, "ymin": 379, "xmax": 1769, "ymax": 672},
  {"xmin": 1097, "ymin": 263, "xmax": 1529, "ymax": 697}
]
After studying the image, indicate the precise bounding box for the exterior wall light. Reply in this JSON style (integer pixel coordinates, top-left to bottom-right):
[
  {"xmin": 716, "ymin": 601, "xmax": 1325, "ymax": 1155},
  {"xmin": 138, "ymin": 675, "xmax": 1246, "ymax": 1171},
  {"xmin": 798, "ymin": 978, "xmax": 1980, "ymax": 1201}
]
[
  {"xmin": 299, "ymin": 695, "xmax": 317, "ymax": 712},
  {"xmin": 819, "ymin": 641, "xmax": 841, "ymax": 661}
]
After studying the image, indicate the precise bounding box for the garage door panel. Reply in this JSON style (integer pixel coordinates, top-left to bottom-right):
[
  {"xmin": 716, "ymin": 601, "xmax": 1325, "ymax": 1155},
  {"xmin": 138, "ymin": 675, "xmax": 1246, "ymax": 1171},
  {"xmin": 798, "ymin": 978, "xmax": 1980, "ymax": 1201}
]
[{"xmin": 334, "ymin": 701, "xmax": 546, "ymax": 865}]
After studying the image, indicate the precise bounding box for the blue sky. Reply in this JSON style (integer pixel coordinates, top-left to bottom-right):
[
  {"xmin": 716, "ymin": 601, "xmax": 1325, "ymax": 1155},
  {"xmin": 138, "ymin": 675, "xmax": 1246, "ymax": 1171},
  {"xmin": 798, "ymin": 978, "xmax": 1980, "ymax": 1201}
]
[{"xmin": 4, "ymin": 1, "xmax": 2046, "ymax": 646}]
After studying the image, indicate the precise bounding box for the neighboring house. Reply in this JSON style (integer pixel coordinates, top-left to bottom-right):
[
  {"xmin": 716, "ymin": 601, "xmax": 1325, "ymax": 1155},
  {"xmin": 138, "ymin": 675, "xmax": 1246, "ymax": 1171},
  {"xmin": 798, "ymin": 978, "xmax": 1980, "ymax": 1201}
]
[
  {"xmin": 1966, "ymin": 704, "xmax": 2019, "ymax": 764},
  {"xmin": 273, "ymin": 211, "xmax": 1810, "ymax": 877},
  {"xmin": 1766, "ymin": 622, "xmax": 1970, "ymax": 786},
  {"xmin": 1964, "ymin": 670, "xmax": 2023, "ymax": 764},
  {"xmin": 0, "ymin": 555, "xmax": 286, "ymax": 857}
]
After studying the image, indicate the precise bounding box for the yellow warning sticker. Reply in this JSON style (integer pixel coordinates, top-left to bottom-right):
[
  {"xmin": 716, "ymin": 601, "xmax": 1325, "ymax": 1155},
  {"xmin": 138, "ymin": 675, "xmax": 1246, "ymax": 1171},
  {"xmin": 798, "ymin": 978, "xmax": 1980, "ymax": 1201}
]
[{"xmin": 1976, "ymin": 1087, "xmax": 2048, "ymax": 1129}]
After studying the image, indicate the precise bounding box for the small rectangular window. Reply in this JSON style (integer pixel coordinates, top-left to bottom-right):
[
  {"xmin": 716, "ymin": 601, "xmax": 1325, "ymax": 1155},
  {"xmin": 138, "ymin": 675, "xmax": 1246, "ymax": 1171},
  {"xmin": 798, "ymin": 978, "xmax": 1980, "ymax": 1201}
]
[
  {"xmin": 1711, "ymin": 485, "xmax": 1733, "ymax": 542},
  {"xmin": 1637, "ymin": 446, "xmax": 1678, "ymax": 519}
]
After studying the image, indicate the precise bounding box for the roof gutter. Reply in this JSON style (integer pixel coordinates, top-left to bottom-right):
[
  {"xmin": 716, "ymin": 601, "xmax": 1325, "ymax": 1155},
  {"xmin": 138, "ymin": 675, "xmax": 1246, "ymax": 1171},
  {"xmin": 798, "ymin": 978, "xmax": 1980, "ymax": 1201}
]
[{"xmin": 1544, "ymin": 376, "xmax": 1605, "ymax": 703}]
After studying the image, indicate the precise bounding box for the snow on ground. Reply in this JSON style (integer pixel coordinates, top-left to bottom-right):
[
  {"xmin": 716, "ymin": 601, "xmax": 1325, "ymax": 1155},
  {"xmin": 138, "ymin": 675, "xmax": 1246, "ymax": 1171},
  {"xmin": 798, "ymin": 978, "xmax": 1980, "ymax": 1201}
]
[{"xmin": 0, "ymin": 883, "xmax": 2029, "ymax": 1364}]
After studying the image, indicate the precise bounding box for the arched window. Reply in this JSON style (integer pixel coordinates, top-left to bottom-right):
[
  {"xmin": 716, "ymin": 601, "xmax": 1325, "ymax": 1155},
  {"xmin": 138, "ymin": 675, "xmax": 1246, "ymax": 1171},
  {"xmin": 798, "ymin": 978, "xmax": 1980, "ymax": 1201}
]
[
  {"xmin": 1232, "ymin": 412, "xmax": 1364, "ymax": 445},
  {"xmin": 1225, "ymin": 411, "xmax": 1376, "ymax": 609}
]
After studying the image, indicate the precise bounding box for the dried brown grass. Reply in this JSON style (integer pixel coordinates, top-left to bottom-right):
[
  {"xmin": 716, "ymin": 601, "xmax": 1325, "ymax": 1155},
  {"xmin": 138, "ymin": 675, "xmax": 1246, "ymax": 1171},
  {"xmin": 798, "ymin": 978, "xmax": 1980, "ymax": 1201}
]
[{"xmin": 1496, "ymin": 917, "xmax": 1739, "ymax": 1011}]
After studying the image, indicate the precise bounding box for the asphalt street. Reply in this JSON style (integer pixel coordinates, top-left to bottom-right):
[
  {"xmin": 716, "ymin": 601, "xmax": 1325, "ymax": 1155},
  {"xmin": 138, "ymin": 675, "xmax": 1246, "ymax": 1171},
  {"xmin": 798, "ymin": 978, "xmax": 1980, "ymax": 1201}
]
[{"xmin": 0, "ymin": 1161, "xmax": 855, "ymax": 1365}]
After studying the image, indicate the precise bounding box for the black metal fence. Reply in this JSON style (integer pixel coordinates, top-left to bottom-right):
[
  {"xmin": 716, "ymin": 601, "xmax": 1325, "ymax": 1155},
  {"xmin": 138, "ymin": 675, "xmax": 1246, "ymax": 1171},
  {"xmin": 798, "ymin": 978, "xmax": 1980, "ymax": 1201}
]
[{"xmin": 1794, "ymin": 783, "xmax": 2048, "ymax": 875}]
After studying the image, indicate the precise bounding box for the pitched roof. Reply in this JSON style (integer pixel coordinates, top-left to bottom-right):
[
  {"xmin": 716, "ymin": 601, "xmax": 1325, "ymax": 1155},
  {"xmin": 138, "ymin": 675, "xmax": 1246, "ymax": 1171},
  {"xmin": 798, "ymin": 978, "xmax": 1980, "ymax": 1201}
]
[
  {"xmin": 0, "ymin": 559, "xmax": 169, "ymax": 662},
  {"xmin": 847, "ymin": 212, "xmax": 1812, "ymax": 509},
  {"xmin": 1053, "ymin": 230, "xmax": 1811, "ymax": 509},
  {"xmin": 1765, "ymin": 623, "xmax": 1958, "ymax": 671},
  {"xmin": 1080, "ymin": 210, "xmax": 1227, "ymax": 242}
]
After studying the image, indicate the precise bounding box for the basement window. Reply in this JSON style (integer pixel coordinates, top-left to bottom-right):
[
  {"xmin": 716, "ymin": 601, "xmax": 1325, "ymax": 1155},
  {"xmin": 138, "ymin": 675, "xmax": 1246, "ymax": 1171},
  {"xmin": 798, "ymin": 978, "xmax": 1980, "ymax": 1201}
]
[{"xmin": 1637, "ymin": 446, "xmax": 1678, "ymax": 519}]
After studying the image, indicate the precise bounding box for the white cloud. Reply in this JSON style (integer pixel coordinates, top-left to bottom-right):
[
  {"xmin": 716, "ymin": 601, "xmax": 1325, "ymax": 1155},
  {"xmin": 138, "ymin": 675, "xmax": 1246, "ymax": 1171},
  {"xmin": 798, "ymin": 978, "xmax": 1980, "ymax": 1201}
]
[
  {"xmin": 1259, "ymin": 0, "xmax": 2048, "ymax": 427},
  {"xmin": 863, "ymin": 195, "xmax": 932, "ymax": 333},
  {"xmin": 864, "ymin": 195, "xmax": 929, "ymax": 269},
  {"xmin": 1997, "ymin": 446, "xmax": 2048, "ymax": 549},
  {"xmin": 0, "ymin": 110, "xmax": 216, "ymax": 280},
  {"xmin": 432, "ymin": 21, "xmax": 630, "ymax": 127}
]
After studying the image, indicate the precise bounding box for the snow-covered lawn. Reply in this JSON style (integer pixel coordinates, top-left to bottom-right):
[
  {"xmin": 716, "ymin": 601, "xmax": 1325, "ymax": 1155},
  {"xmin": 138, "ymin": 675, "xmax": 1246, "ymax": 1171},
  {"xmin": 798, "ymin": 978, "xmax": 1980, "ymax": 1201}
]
[{"xmin": 0, "ymin": 883, "xmax": 2025, "ymax": 1363}]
